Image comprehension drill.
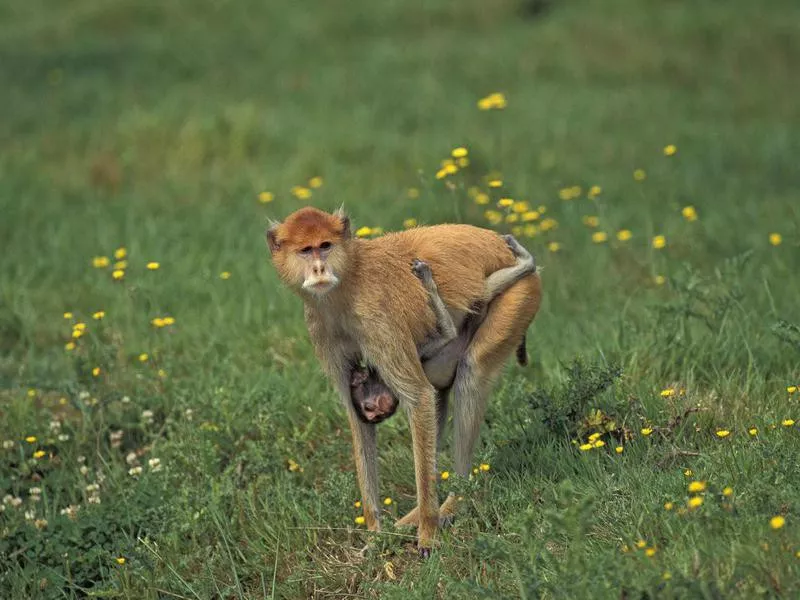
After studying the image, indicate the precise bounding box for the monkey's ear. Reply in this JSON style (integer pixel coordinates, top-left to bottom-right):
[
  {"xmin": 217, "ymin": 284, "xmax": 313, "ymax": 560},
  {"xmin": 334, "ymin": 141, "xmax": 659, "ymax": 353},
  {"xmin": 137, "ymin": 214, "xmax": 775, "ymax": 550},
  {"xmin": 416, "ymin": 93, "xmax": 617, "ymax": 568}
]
[
  {"xmin": 334, "ymin": 205, "xmax": 351, "ymax": 239},
  {"xmin": 265, "ymin": 221, "xmax": 281, "ymax": 255}
]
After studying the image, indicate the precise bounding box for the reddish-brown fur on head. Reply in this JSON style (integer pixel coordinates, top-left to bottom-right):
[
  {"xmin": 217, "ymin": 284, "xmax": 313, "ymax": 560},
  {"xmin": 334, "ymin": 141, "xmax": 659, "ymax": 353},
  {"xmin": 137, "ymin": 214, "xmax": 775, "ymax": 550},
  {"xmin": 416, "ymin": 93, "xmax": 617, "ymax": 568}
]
[{"xmin": 267, "ymin": 207, "xmax": 352, "ymax": 296}]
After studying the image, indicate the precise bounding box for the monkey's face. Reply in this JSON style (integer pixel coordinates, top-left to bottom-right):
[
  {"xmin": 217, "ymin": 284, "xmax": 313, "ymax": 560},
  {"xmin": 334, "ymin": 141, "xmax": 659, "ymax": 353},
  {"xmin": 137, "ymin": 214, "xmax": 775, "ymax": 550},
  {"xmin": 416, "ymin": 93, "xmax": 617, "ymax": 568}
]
[
  {"xmin": 267, "ymin": 207, "xmax": 351, "ymax": 296},
  {"xmin": 350, "ymin": 368, "xmax": 399, "ymax": 424}
]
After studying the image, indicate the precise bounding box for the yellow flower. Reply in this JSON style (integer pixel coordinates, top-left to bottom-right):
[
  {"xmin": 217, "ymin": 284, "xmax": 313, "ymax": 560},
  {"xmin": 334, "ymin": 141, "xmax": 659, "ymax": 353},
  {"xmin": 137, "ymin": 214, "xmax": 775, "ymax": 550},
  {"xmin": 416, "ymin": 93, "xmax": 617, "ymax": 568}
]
[
  {"xmin": 512, "ymin": 201, "xmax": 530, "ymax": 214},
  {"xmin": 688, "ymin": 496, "xmax": 704, "ymax": 509},
  {"xmin": 33, "ymin": 450, "xmax": 46, "ymax": 459},
  {"xmin": 479, "ymin": 463, "xmax": 490, "ymax": 471},
  {"xmin": 684, "ymin": 469, "xmax": 693, "ymax": 477},
  {"xmin": 484, "ymin": 211, "xmax": 502, "ymax": 225},
  {"xmin": 652, "ymin": 235, "xmax": 666, "ymax": 249},
  {"xmin": 592, "ymin": 440, "xmax": 605, "ymax": 448},
  {"xmin": 715, "ymin": 430, "xmax": 731, "ymax": 438},
  {"xmin": 355, "ymin": 226, "xmax": 373, "ymax": 238},
  {"xmin": 27, "ymin": 388, "xmax": 37, "ymax": 398},
  {"xmin": 457, "ymin": 157, "xmax": 469, "ymax": 168},
  {"xmin": 114, "ymin": 247, "xmax": 127, "ymax": 260},
  {"xmin": 722, "ymin": 487, "xmax": 733, "ymax": 497},
  {"xmin": 63, "ymin": 312, "xmax": 73, "ymax": 319},
  {"xmin": 475, "ymin": 193, "xmax": 490, "ymax": 205},
  {"xmin": 663, "ymin": 144, "xmax": 677, "ymax": 156},
  {"xmin": 290, "ymin": 186, "xmax": 311, "ymax": 200},
  {"xmin": 641, "ymin": 428, "xmax": 653, "ymax": 436},
  {"xmin": 635, "ymin": 539, "xmax": 647, "ymax": 549},
  {"xmin": 147, "ymin": 262, "xmax": 160, "ymax": 270},
  {"xmin": 477, "ymin": 92, "xmax": 506, "ymax": 110},
  {"xmin": 92, "ymin": 311, "xmax": 105, "ymax": 320},
  {"xmin": 523, "ymin": 224, "xmax": 538, "ymax": 237},
  {"xmin": 588, "ymin": 185, "xmax": 602, "ymax": 199},
  {"xmin": 114, "ymin": 260, "xmax": 128, "ymax": 270},
  {"xmin": 547, "ymin": 242, "xmax": 560, "ymax": 253},
  {"xmin": 435, "ymin": 168, "xmax": 448, "ymax": 180},
  {"xmin": 383, "ymin": 497, "xmax": 393, "ymax": 506},
  {"xmin": 782, "ymin": 419, "xmax": 795, "ymax": 427},
  {"xmin": 539, "ymin": 218, "xmax": 558, "ymax": 232},
  {"xmin": 443, "ymin": 163, "xmax": 458, "ymax": 175},
  {"xmin": 308, "ymin": 176, "xmax": 323, "ymax": 188},
  {"xmin": 116, "ymin": 557, "xmax": 126, "ymax": 565},
  {"xmin": 788, "ymin": 386, "xmax": 797, "ymax": 394},
  {"xmin": 441, "ymin": 471, "xmax": 450, "ymax": 480},
  {"xmin": 591, "ymin": 231, "xmax": 608, "ymax": 244},
  {"xmin": 688, "ymin": 481, "xmax": 706, "ymax": 493},
  {"xmin": 663, "ymin": 572, "xmax": 672, "ymax": 581},
  {"xmin": 748, "ymin": 427, "xmax": 758, "ymax": 436},
  {"xmin": 163, "ymin": 317, "xmax": 175, "ymax": 325},
  {"xmin": 451, "ymin": 147, "xmax": 468, "ymax": 158},
  {"xmin": 579, "ymin": 443, "xmax": 593, "ymax": 451},
  {"xmin": 488, "ymin": 179, "xmax": 503, "ymax": 188},
  {"xmin": 633, "ymin": 169, "xmax": 646, "ymax": 181},
  {"xmin": 92, "ymin": 256, "xmax": 110, "ymax": 268},
  {"xmin": 583, "ymin": 215, "xmax": 599, "ymax": 228},
  {"xmin": 151, "ymin": 317, "xmax": 165, "ymax": 327},
  {"xmin": 660, "ymin": 388, "xmax": 675, "ymax": 397},
  {"xmin": 407, "ymin": 187, "xmax": 419, "ymax": 199},
  {"xmin": 354, "ymin": 500, "xmax": 361, "ymax": 508},
  {"xmin": 511, "ymin": 226, "xmax": 523, "ymax": 237},
  {"xmin": 664, "ymin": 502, "xmax": 674, "ymax": 511},
  {"xmin": 522, "ymin": 211, "xmax": 540, "ymax": 222},
  {"xmin": 65, "ymin": 342, "xmax": 76, "ymax": 351},
  {"xmin": 505, "ymin": 214, "xmax": 519, "ymax": 224},
  {"xmin": 682, "ymin": 206, "xmax": 698, "ymax": 222},
  {"xmin": 112, "ymin": 269, "xmax": 125, "ymax": 280},
  {"xmin": 25, "ymin": 436, "xmax": 37, "ymax": 443},
  {"xmin": 558, "ymin": 187, "xmax": 576, "ymax": 201},
  {"xmin": 220, "ymin": 271, "xmax": 231, "ymax": 280},
  {"xmin": 645, "ymin": 547, "xmax": 657, "ymax": 557},
  {"xmin": 616, "ymin": 229, "xmax": 632, "ymax": 242},
  {"xmin": 92, "ymin": 367, "xmax": 101, "ymax": 377},
  {"xmin": 72, "ymin": 329, "xmax": 84, "ymax": 339},
  {"xmin": 354, "ymin": 516, "xmax": 365, "ymax": 525},
  {"xmin": 615, "ymin": 446, "xmax": 624, "ymax": 454},
  {"xmin": 403, "ymin": 218, "xmax": 417, "ymax": 229},
  {"xmin": 588, "ymin": 433, "xmax": 601, "ymax": 442},
  {"xmin": 139, "ymin": 353, "xmax": 149, "ymax": 362},
  {"xmin": 770, "ymin": 515, "xmax": 785, "ymax": 530},
  {"xmin": 498, "ymin": 198, "xmax": 514, "ymax": 208},
  {"xmin": 769, "ymin": 233, "xmax": 782, "ymax": 246},
  {"xmin": 654, "ymin": 275, "xmax": 666, "ymax": 286},
  {"xmin": 258, "ymin": 191, "xmax": 274, "ymax": 203}
]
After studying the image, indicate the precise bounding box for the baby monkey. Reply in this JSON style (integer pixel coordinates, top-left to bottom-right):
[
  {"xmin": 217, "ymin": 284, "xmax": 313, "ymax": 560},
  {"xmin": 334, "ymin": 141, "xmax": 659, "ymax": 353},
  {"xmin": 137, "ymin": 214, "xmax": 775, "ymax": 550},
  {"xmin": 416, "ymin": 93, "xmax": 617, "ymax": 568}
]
[{"xmin": 350, "ymin": 234, "xmax": 536, "ymax": 424}]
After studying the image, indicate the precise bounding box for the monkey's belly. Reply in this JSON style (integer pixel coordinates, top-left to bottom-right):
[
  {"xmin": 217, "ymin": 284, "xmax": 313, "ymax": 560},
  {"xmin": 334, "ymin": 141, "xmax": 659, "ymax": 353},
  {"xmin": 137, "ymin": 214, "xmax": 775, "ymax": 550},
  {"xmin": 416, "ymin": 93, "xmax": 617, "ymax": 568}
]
[{"xmin": 422, "ymin": 337, "xmax": 467, "ymax": 389}]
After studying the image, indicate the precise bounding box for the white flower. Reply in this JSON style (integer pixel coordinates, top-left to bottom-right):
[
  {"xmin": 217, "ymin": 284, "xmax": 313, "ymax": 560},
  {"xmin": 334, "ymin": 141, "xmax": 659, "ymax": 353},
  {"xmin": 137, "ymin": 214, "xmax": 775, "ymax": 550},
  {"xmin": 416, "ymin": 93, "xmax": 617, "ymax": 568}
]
[
  {"xmin": 24, "ymin": 510, "xmax": 35, "ymax": 520},
  {"xmin": 85, "ymin": 483, "xmax": 99, "ymax": 493},
  {"xmin": 79, "ymin": 390, "xmax": 90, "ymax": 400},
  {"xmin": 79, "ymin": 465, "xmax": 89, "ymax": 476},
  {"xmin": 148, "ymin": 457, "xmax": 162, "ymax": 472},
  {"xmin": 128, "ymin": 466, "xmax": 143, "ymax": 476},
  {"xmin": 121, "ymin": 395, "xmax": 131, "ymax": 404},
  {"xmin": 87, "ymin": 495, "xmax": 101, "ymax": 504},
  {"xmin": 49, "ymin": 420, "xmax": 61, "ymax": 431},
  {"xmin": 58, "ymin": 434, "xmax": 70, "ymax": 442},
  {"xmin": 126, "ymin": 452, "xmax": 138, "ymax": 465},
  {"xmin": 29, "ymin": 487, "xmax": 42, "ymax": 495},
  {"xmin": 2, "ymin": 440, "xmax": 13, "ymax": 449}
]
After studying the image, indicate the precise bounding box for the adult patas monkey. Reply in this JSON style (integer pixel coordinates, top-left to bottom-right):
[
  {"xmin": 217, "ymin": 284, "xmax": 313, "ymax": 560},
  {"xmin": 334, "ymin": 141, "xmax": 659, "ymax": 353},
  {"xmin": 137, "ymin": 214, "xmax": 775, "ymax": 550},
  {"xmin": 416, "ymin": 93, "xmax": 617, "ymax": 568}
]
[{"xmin": 266, "ymin": 206, "xmax": 541, "ymax": 556}]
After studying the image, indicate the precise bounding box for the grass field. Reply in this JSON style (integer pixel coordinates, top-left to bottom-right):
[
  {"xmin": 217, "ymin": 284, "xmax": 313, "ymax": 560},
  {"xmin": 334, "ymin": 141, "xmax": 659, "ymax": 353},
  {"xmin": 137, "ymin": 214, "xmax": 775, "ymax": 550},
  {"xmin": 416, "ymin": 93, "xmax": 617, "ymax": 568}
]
[{"xmin": 2, "ymin": 0, "xmax": 800, "ymax": 597}]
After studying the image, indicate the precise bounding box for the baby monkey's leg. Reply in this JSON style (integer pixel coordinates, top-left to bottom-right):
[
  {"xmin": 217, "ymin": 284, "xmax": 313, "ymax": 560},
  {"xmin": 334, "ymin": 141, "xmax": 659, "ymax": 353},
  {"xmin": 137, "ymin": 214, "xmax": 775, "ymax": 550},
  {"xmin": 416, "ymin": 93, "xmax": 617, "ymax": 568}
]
[
  {"xmin": 412, "ymin": 259, "xmax": 459, "ymax": 357},
  {"xmin": 482, "ymin": 235, "xmax": 537, "ymax": 300}
]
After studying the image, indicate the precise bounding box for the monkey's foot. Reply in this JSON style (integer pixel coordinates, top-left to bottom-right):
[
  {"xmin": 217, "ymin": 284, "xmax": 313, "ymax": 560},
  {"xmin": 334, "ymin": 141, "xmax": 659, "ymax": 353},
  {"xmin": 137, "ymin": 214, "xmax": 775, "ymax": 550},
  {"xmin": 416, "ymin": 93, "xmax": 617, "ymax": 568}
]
[
  {"xmin": 396, "ymin": 495, "xmax": 460, "ymax": 529},
  {"xmin": 410, "ymin": 258, "xmax": 434, "ymax": 287},
  {"xmin": 502, "ymin": 234, "xmax": 534, "ymax": 264},
  {"xmin": 418, "ymin": 546, "xmax": 432, "ymax": 559}
]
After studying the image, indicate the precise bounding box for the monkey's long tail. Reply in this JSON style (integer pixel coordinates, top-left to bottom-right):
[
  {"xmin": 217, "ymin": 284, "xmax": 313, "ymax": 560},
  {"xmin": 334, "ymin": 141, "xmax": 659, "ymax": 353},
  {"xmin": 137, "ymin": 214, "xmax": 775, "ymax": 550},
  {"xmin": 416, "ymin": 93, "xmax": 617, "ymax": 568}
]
[{"xmin": 516, "ymin": 334, "xmax": 528, "ymax": 366}]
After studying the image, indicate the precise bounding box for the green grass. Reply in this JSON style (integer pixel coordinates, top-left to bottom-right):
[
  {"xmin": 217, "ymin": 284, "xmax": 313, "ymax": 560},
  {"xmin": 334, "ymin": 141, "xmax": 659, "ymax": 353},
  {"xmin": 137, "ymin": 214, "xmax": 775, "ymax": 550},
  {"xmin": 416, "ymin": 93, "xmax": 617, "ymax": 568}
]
[{"xmin": 2, "ymin": 0, "xmax": 800, "ymax": 597}]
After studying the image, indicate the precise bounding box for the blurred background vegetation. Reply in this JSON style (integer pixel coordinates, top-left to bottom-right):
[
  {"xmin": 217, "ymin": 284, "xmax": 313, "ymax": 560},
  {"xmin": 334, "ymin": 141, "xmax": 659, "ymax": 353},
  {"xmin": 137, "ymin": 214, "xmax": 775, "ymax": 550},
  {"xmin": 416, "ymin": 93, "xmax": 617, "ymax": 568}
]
[{"xmin": 1, "ymin": 0, "xmax": 799, "ymax": 597}]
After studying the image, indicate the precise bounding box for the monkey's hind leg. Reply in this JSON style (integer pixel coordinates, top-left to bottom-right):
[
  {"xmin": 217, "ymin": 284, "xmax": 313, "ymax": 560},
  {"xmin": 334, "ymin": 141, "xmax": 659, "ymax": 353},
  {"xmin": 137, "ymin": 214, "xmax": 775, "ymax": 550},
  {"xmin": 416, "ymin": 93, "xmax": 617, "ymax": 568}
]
[{"xmin": 452, "ymin": 275, "xmax": 541, "ymax": 478}]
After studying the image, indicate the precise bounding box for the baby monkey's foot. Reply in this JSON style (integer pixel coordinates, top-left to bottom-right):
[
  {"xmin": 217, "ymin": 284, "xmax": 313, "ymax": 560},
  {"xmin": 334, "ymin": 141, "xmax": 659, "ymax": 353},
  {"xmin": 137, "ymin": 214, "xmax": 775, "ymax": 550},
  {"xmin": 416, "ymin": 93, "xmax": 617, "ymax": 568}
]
[
  {"xmin": 501, "ymin": 234, "xmax": 528, "ymax": 259},
  {"xmin": 410, "ymin": 258, "xmax": 435, "ymax": 288}
]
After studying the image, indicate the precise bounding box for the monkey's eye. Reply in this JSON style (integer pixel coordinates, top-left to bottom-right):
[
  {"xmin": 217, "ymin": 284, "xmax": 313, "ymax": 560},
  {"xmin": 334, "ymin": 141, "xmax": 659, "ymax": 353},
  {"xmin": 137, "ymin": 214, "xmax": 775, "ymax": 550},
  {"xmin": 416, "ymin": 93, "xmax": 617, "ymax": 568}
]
[
  {"xmin": 300, "ymin": 246, "xmax": 313, "ymax": 255},
  {"xmin": 319, "ymin": 241, "xmax": 332, "ymax": 250}
]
